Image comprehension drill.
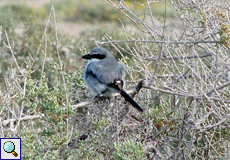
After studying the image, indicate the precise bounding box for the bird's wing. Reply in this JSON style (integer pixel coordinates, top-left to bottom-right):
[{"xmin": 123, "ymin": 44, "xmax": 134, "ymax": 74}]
[
  {"xmin": 85, "ymin": 61, "xmax": 125, "ymax": 93},
  {"xmin": 85, "ymin": 61, "xmax": 143, "ymax": 112},
  {"xmin": 84, "ymin": 63, "xmax": 108, "ymax": 95},
  {"xmin": 87, "ymin": 61, "xmax": 125, "ymax": 84},
  {"xmin": 117, "ymin": 62, "xmax": 126, "ymax": 79}
]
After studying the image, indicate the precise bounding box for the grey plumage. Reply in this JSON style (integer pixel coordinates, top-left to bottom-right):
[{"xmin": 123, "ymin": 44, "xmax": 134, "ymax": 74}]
[{"xmin": 82, "ymin": 47, "xmax": 143, "ymax": 112}]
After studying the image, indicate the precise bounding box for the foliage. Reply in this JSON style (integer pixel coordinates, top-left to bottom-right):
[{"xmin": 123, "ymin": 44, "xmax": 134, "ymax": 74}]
[
  {"xmin": 43, "ymin": 0, "xmax": 174, "ymax": 23},
  {"xmin": 0, "ymin": 4, "xmax": 82, "ymax": 88},
  {"xmin": 113, "ymin": 140, "xmax": 145, "ymax": 160},
  {"xmin": 43, "ymin": 0, "xmax": 123, "ymax": 23},
  {"xmin": 217, "ymin": 11, "xmax": 230, "ymax": 47}
]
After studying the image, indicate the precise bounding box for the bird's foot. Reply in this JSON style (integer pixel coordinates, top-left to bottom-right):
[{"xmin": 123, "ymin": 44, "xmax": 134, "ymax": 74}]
[{"xmin": 93, "ymin": 95, "xmax": 108, "ymax": 103}]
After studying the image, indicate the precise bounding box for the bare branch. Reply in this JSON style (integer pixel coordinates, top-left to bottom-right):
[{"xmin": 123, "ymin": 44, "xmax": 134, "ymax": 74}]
[
  {"xmin": 96, "ymin": 39, "xmax": 219, "ymax": 44},
  {"xmin": 3, "ymin": 114, "xmax": 45, "ymax": 126}
]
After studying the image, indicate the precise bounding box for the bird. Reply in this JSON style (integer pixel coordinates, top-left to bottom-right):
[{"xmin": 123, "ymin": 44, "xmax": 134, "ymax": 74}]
[{"xmin": 82, "ymin": 47, "xmax": 143, "ymax": 112}]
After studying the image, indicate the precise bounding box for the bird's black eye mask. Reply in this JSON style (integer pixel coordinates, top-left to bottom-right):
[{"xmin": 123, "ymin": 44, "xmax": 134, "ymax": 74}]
[
  {"xmin": 90, "ymin": 53, "xmax": 106, "ymax": 59},
  {"xmin": 82, "ymin": 53, "xmax": 106, "ymax": 60}
]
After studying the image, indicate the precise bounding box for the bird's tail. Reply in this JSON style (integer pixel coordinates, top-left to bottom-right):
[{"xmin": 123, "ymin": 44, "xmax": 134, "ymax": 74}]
[{"xmin": 120, "ymin": 90, "xmax": 143, "ymax": 112}]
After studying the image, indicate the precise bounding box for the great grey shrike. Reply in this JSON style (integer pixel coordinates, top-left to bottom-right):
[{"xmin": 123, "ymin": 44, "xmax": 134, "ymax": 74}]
[{"xmin": 82, "ymin": 47, "xmax": 143, "ymax": 112}]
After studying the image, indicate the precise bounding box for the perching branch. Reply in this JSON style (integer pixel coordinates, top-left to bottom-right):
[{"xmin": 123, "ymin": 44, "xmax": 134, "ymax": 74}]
[
  {"xmin": 3, "ymin": 114, "xmax": 45, "ymax": 126},
  {"xmin": 72, "ymin": 81, "xmax": 144, "ymax": 110}
]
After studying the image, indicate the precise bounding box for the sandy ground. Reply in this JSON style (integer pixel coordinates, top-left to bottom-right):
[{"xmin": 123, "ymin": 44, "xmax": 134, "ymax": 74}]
[
  {"xmin": 1, "ymin": 0, "xmax": 91, "ymax": 38},
  {"xmin": 0, "ymin": 0, "xmax": 53, "ymax": 6},
  {"xmin": 55, "ymin": 22, "xmax": 90, "ymax": 38}
]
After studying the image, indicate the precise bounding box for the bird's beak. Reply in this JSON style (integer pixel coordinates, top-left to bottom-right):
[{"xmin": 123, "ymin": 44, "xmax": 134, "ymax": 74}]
[{"xmin": 82, "ymin": 54, "xmax": 91, "ymax": 59}]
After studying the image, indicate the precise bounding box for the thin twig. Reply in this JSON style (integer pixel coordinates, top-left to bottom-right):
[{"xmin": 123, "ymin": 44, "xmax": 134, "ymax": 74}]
[
  {"xmin": 142, "ymin": 85, "xmax": 230, "ymax": 103},
  {"xmin": 206, "ymin": 81, "xmax": 230, "ymax": 96},
  {"xmin": 51, "ymin": 6, "xmax": 70, "ymax": 138},
  {"xmin": 154, "ymin": 53, "xmax": 212, "ymax": 61},
  {"xmin": 96, "ymin": 40, "xmax": 219, "ymax": 44},
  {"xmin": 4, "ymin": 31, "xmax": 24, "ymax": 76}
]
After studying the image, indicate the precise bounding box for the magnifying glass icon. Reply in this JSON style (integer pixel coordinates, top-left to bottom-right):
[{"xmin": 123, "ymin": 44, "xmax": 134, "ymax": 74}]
[{"xmin": 3, "ymin": 141, "xmax": 18, "ymax": 157}]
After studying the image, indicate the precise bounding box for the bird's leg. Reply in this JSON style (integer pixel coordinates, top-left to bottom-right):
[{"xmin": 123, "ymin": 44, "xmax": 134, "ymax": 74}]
[
  {"xmin": 107, "ymin": 97, "xmax": 111, "ymax": 103},
  {"xmin": 93, "ymin": 94, "xmax": 107, "ymax": 102},
  {"xmin": 93, "ymin": 95, "xmax": 109, "ymax": 112}
]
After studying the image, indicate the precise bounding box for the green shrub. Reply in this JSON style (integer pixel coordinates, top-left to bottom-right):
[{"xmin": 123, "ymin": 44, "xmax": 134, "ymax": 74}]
[
  {"xmin": 0, "ymin": 4, "xmax": 82, "ymax": 85},
  {"xmin": 113, "ymin": 140, "xmax": 145, "ymax": 160},
  {"xmin": 43, "ymin": 0, "xmax": 174, "ymax": 24}
]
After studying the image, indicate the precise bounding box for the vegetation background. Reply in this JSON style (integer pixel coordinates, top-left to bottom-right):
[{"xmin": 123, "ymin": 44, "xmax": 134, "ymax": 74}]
[{"xmin": 0, "ymin": 0, "xmax": 229, "ymax": 159}]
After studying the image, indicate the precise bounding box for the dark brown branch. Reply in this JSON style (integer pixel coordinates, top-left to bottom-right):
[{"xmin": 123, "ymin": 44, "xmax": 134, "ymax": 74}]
[
  {"xmin": 160, "ymin": 53, "xmax": 212, "ymax": 60},
  {"xmin": 157, "ymin": 75, "xmax": 194, "ymax": 79},
  {"xmin": 206, "ymin": 81, "xmax": 230, "ymax": 96}
]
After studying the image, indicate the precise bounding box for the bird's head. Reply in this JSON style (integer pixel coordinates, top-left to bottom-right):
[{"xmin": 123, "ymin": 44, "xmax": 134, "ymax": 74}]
[{"xmin": 82, "ymin": 47, "xmax": 114, "ymax": 63}]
